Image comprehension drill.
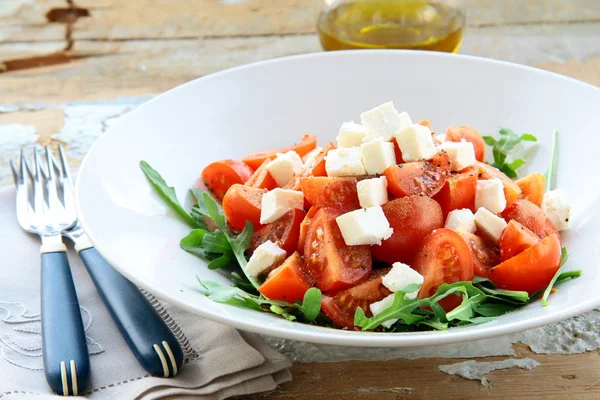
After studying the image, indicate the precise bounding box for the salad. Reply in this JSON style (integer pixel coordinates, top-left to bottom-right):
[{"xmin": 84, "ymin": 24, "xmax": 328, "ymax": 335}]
[{"xmin": 141, "ymin": 101, "xmax": 580, "ymax": 332}]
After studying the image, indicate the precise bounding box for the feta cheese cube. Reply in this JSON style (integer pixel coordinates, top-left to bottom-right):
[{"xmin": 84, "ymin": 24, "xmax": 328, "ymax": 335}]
[
  {"xmin": 475, "ymin": 178, "xmax": 507, "ymax": 214},
  {"xmin": 325, "ymin": 147, "xmax": 366, "ymax": 177},
  {"xmin": 435, "ymin": 134, "xmax": 446, "ymax": 142},
  {"xmin": 360, "ymin": 137, "xmax": 396, "ymax": 175},
  {"xmin": 357, "ymin": 176, "xmax": 389, "ymax": 208},
  {"xmin": 260, "ymin": 188, "xmax": 304, "ymax": 224},
  {"xmin": 438, "ymin": 139, "xmax": 476, "ymax": 171},
  {"xmin": 474, "ymin": 207, "xmax": 508, "ymax": 241},
  {"xmin": 245, "ymin": 240, "xmax": 287, "ymax": 277},
  {"xmin": 336, "ymin": 206, "xmax": 393, "ymax": 246},
  {"xmin": 360, "ymin": 102, "xmax": 412, "ymax": 141},
  {"xmin": 542, "ymin": 189, "xmax": 571, "ymax": 231},
  {"xmin": 337, "ymin": 122, "xmax": 369, "ymax": 147},
  {"xmin": 394, "ymin": 124, "xmax": 437, "ymax": 162},
  {"xmin": 445, "ymin": 209, "xmax": 476, "ymax": 234},
  {"xmin": 266, "ymin": 151, "xmax": 303, "ymax": 186},
  {"xmin": 369, "ymin": 294, "xmax": 397, "ymax": 329},
  {"xmin": 302, "ymin": 146, "xmax": 322, "ymax": 166},
  {"xmin": 382, "ymin": 262, "xmax": 424, "ymax": 299}
]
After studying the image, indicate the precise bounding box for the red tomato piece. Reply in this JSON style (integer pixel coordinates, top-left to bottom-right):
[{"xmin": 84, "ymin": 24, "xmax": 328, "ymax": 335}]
[
  {"xmin": 433, "ymin": 166, "xmax": 478, "ymax": 217},
  {"xmin": 222, "ymin": 184, "xmax": 265, "ymax": 232},
  {"xmin": 321, "ymin": 268, "xmax": 391, "ymax": 329},
  {"xmin": 249, "ymin": 208, "xmax": 306, "ymax": 256},
  {"xmin": 259, "ymin": 252, "xmax": 311, "ymax": 303},
  {"xmin": 372, "ymin": 196, "xmax": 444, "ymax": 265},
  {"xmin": 384, "ymin": 152, "xmax": 450, "ymax": 198},
  {"xmin": 297, "ymin": 206, "xmax": 319, "ymax": 253},
  {"xmin": 488, "ymin": 233, "xmax": 561, "ymax": 294},
  {"xmin": 201, "ymin": 159, "xmax": 254, "ymax": 201},
  {"xmin": 458, "ymin": 231, "xmax": 500, "ymax": 278},
  {"xmin": 303, "ymin": 208, "xmax": 372, "ymax": 292},
  {"xmin": 242, "ymin": 134, "xmax": 318, "ymax": 170},
  {"xmin": 284, "ymin": 142, "xmax": 335, "ymax": 192},
  {"xmin": 476, "ymin": 162, "xmax": 522, "ymax": 208},
  {"xmin": 499, "ymin": 220, "xmax": 540, "ymax": 261},
  {"xmin": 516, "ymin": 173, "xmax": 546, "ymax": 207},
  {"xmin": 502, "ymin": 199, "xmax": 559, "ymax": 241},
  {"xmin": 446, "ymin": 126, "xmax": 486, "ymax": 162},
  {"xmin": 300, "ymin": 176, "xmax": 360, "ymax": 209},
  {"xmin": 246, "ymin": 159, "xmax": 278, "ymax": 191},
  {"xmin": 413, "ymin": 228, "xmax": 475, "ymax": 312}
]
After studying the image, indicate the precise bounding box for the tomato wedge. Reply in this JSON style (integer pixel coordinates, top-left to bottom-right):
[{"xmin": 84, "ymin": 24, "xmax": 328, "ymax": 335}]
[
  {"xmin": 303, "ymin": 208, "xmax": 372, "ymax": 291},
  {"xmin": 297, "ymin": 206, "xmax": 319, "ymax": 252},
  {"xmin": 201, "ymin": 159, "xmax": 254, "ymax": 200},
  {"xmin": 246, "ymin": 159, "xmax": 278, "ymax": 191},
  {"xmin": 259, "ymin": 252, "xmax": 311, "ymax": 303},
  {"xmin": 384, "ymin": 152, "xmax": 450, "ymax": 198},
  {"xmin": 458, "ymin": 231, "xmax": 500, "ymax": 278},
  {"xmin": 488, "ymin": 233, "xmax": 561, "ymax": 294},
  {"xmin": 476, "ymin": 162, "xmax": 522, "ymax": 208},
  {"xmin": 372, "ymin": 196, "xmax": 443, "ymax": 265},
  {"xmin": 413, "ymin": 228, "xmax": 475, "ymax": 312},
  {"xmin": 433, "ymin": 166, "xmax": 478, "ymax": 217},
  {"xmin": 446, "ymin": 126, "xmax": 486, "ymax": 162},
  {"xmin": 284, "ymin": 142, "xmax": 335, "ymax": 191},
  {"xmin": 499, "ymin": 220, "xmax": 540, "ymax": 261},
  {"xmin": 502, "ymin": 199, "xmax": 559, "ymax": 241},
  {"xmin": 242, "ymin": 134, "xmax": 318, "ymax": 170},
  {"xmin": 249, "ymin": 208, "xmax": 306, "ymax": 256},
  {"xmin": 517, "ymin": 173, "xmax": 546, "ymax": 207},
  {"xmin": 300, "ymin": 176, "xmax": 360, "ymax": 209},
  {"xmin": 222, "ymin": 184, "xmax": 265, "ymax": 232},
  {"xmin": 321, "ymin": 268, "xmax": 391, "ymax": 329}
]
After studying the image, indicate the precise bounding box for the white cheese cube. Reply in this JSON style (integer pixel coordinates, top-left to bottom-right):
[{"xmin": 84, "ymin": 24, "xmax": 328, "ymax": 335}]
[
  {"xmin": 542, "ymin": 189, "xmax": 571, "ymax": 231},
  {"xmin": 394, "ymin": 124, "xmax": 437, "ymax": 162},
  {"xmin": 360, "ymin": 102, "xmax": 412, "ymax": 141},
  {"xmin": 337, "ymin": 122, "xmax": 369, "ymax": 147},
  {"xmin": 266, "ymin": 151, "xmax": 303, "ymax": 186},
  {"xmin": 245, "ymin": 240, "xmax": 287, "ymax": 277},
  {"xmin": 360, "ymin": 137, "xmax": 396, "ymax": 175},
  {"xmin": 438, "ymin": 139, "xmax": 476, "ymax": 171},
  {"xmin": 357, "ymin": 176, "xmax": 389, "ymax": 208},
  {"xmin": 382, "ymin": 262, "xmax": 424, "ymax": 299},
  {"xmin": 445, "ymin": 209, "xmax": 476, "ymax": 234},
  {"xmin": 474, "ymin": 207, "xmax": 508, "ymax": 242},
  {"xmin": 336, "ymin": 206, "xmax": 393, "ymax": 246},
  {"xmin": 369, "ymin": 294, "xmax": 397, "ymax": 329},
  {"xmin": 475, "ymin": 178, "xmax": 507, "ymax": 214},
  {"xmin": 325, "ymin": 147, "xmax": 366, "ymax": 177},
  {"xmin": 260, "ymin": 189, "xmax": 304, "ymax": 224},
  {"xmin": 302, "ymin": 146, "xmax": 322, "ymax": 165},
  {"xmin": 435, "ymin": 134, "xmax": 446, "ymax": 142}
]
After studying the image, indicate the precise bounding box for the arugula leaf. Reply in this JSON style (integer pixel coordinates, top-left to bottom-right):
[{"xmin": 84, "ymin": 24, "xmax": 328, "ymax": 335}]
[
  {"xmin": 198, "ymin": 278, "xmax": 322, "ymax": 321},
  {"xmin": 140, "ymin": 161, "xmax": 202, "ymax": 228},
  {"xmin": 545, "ymin": 130, "xmax": 559, "ymax": 192},
  {"xmin": 180, "ymin": 229, "xmax": 208, "ymax": 255},
  {"xmin": 541, "ymin": 247, "xmax": 576, "ymax": 306},
  {"xmin": 299, "ymin": 288, "xmax": 322, "ymax": 322},
  {"xmin": 482, "ymin": 128, "xmax": 538, "ymax": 179}
]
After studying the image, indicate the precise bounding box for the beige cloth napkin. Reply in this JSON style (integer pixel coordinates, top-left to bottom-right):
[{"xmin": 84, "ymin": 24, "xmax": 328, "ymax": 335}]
[{"xmin": 0, "ymin": 187, "xmax": 291, "ymax": 399}]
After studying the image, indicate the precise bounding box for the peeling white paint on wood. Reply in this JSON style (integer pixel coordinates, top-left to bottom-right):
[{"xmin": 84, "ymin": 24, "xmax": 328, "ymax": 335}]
[{"xmin": 438, "ymin": 358, "xmax": 540, "ymax": 385}]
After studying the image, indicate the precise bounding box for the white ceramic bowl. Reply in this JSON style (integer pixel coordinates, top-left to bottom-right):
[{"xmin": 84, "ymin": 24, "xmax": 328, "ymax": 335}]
[{"xmin": 76, "ymin": 50, "xmax": 600, "ymax": 347}]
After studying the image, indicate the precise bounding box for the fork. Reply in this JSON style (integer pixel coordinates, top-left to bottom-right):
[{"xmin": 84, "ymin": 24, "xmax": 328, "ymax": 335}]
[
  {"xmin": 55, "ymin": 146, "xmax": 184, "ymax": 378},
  {"xmin": 11, "ymin": 148, "xmax": 90, "ymax": 396}
]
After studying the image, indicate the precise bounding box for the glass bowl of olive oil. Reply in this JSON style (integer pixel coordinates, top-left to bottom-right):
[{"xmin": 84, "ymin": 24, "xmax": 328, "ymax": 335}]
[{"xmin": 317, "ymin": 0, "xmax": 465, "ymax": 52}]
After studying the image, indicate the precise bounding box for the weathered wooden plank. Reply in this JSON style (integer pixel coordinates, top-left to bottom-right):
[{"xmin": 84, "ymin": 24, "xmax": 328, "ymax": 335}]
[
  {"xmin": 2, "ymin": 0, "xmax": 600, "ymax": 44},
  {"xmin": 2, "ymin": 23, "xmax": 600, "ymax": 105},
  {"xmin": 248, "ymin": 350, "xmax": 600, "ymax": 400}
]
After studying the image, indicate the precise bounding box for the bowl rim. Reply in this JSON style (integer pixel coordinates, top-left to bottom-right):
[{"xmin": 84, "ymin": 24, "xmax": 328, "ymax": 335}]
[{"xmin": 75, "ymin": 50, "xmax": 600, "ymax": 346}]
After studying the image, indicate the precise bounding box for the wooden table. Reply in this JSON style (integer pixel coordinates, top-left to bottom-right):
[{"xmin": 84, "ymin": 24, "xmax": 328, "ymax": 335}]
[{"xmin": 2, "ymin": 1, "xmax": 600, "ymax": 398}]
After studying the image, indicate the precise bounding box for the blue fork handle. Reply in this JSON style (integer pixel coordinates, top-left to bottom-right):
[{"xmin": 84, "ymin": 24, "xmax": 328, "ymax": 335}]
[
  {"xmin": 78, "ymin": 247, "xmax": 184, "ymax": 377},
  {"xmin": 41, "ymin": 251, "xmax": 90, "ymax": 396}
]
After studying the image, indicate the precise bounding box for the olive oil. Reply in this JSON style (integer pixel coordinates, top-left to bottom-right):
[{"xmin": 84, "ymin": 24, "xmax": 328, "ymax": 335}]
[{"xmin": 317, "ymin": 0, "xmax": 465, "ymax": 52}]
